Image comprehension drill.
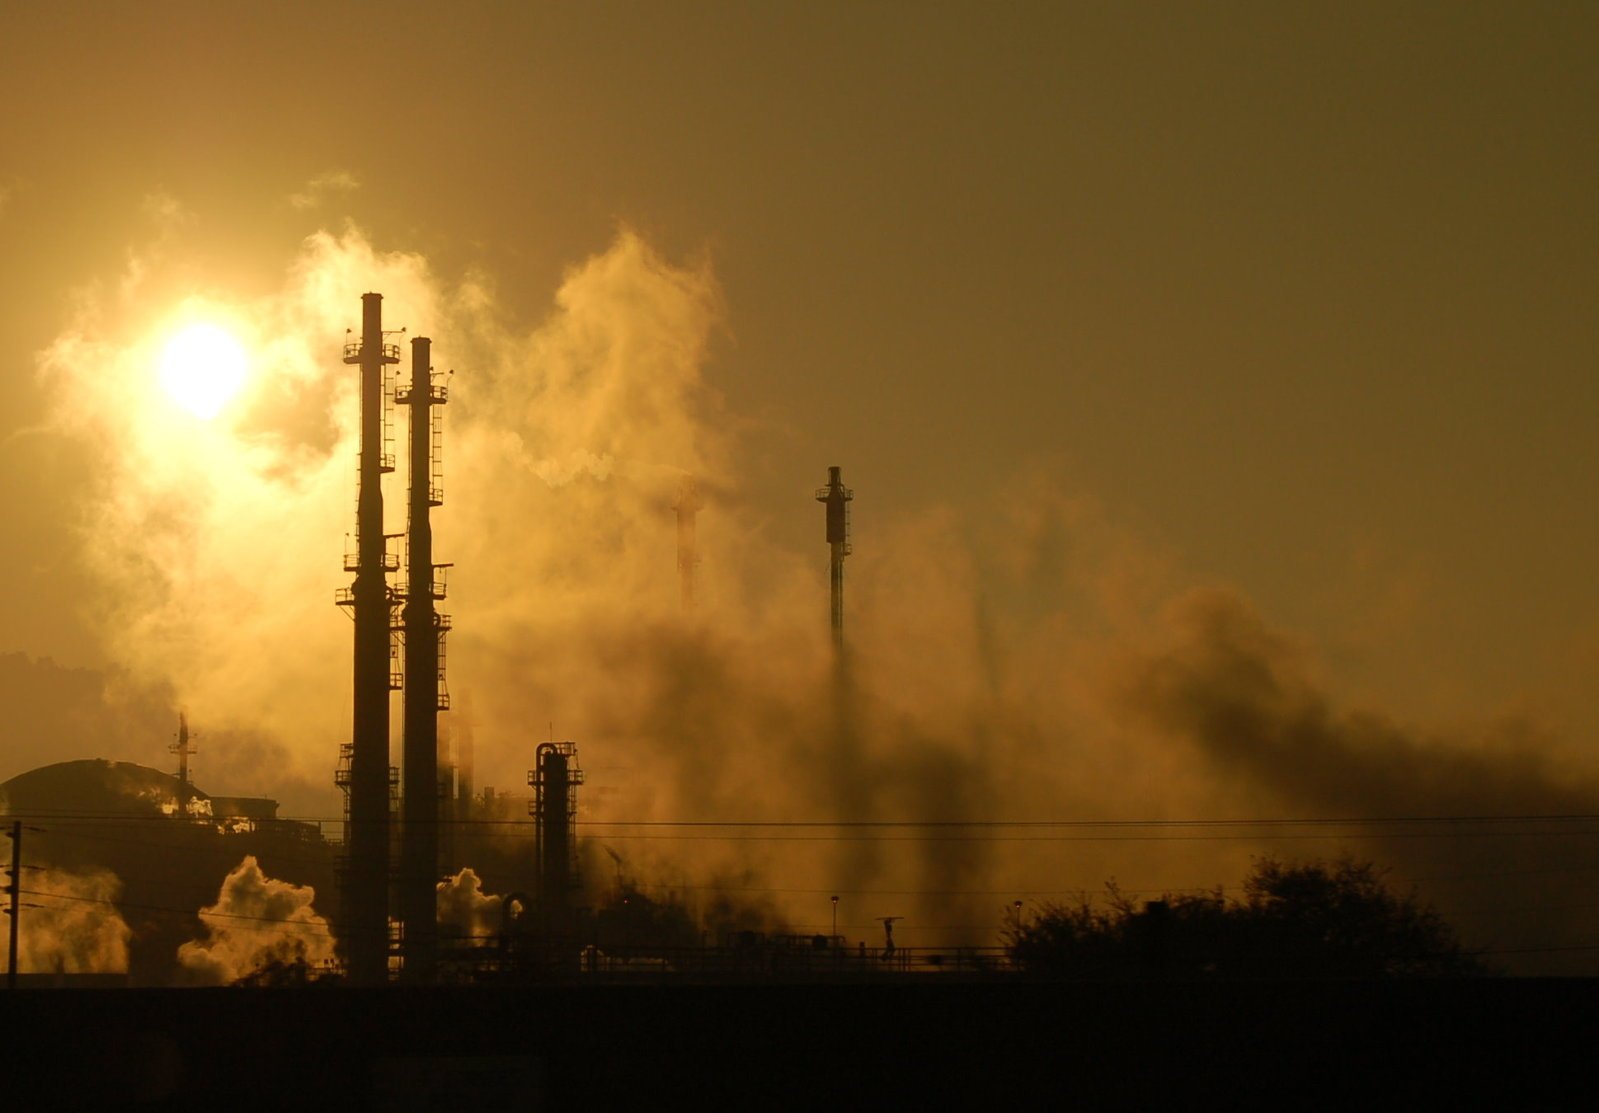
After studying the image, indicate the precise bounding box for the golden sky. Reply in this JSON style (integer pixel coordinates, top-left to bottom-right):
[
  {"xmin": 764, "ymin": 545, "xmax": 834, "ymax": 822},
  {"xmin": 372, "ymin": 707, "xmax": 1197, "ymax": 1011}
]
[{"xmin": 1, "ymin": 3, "xmax": 1597, "ymax": 962}]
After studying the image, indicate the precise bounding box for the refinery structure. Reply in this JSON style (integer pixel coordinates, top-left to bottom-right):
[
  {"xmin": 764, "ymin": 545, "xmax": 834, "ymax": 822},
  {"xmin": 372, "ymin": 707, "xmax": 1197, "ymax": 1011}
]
[
  {"xmin": 333, "ymin": 295, "xmax": 457, "ymax": 984},
  {"xmin": 319, "ymin": 293, "xmax": 888, "ymax": 984},
  {"xmin": 0, "ymin": 292, "xmax": 942, "ymax": 988},
  {"xmin": 327, "ymin": 291, "xmax": 594, "ymax": 984},
  {"xmin": 0, "ymin": 286, "xmax": 1573, "ymax": 1029}
]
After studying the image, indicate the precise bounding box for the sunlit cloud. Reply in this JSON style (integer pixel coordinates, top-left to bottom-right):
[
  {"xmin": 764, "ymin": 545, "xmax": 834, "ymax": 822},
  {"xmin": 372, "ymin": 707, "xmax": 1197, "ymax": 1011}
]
[
  {"xmin": 177, "ymin": 856, "xmax": 335, "ymax": 984},
  {"xmin": 140, "ymin": 190, "xmax": 193, "ymax": 228},
  {"xmin": 288, "ymin": 170, "xmax": 361, "ymax": 211}
]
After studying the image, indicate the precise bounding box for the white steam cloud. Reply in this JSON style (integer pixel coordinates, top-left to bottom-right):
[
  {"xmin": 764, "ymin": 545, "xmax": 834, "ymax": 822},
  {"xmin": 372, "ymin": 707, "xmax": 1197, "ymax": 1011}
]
[
  {"xmin": 4, "ymin": 866, "xmax": 130, "ymax": 976},
  {"xmin": 437, "ymin": 867, "xmax": 503, "ymax": 940},
  {"xmin": 177, "ymin": 855, "xmax": 336, "ymax": 984}
]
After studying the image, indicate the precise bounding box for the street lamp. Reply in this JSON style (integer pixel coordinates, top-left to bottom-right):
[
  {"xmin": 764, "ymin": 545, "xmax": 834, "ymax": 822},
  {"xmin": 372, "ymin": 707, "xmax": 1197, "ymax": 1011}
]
[{"xmin": 831, "ymin": 894, "xmax": 839, "ymax": 940}]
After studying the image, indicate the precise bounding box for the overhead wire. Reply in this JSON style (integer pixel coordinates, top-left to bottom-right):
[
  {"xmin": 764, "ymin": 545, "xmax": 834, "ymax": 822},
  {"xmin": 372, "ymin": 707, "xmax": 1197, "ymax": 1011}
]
[
  {"xmin": 17, "ymin": 887, "xmax": 336, "ymax": 938},
  {"xmin": 8, "ymin": 809, "xmax": 1599, "ymax": 962}
]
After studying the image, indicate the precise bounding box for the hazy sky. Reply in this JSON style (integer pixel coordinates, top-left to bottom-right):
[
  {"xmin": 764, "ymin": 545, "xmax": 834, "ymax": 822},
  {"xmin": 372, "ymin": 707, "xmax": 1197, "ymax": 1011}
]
[
  {"xmin": 3, "ymin": 2, "xmax": 1593, "ymax": 696},
  {"xmin": 2, "ymin": 3, "xmax": 1598, "ymax": 959}
]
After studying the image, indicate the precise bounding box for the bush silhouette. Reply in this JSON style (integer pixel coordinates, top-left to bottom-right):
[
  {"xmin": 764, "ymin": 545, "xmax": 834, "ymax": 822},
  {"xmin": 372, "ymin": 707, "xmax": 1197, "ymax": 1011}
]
[{"xmin": 1006, "ymin": 857, "xmax": 1485, "ymax": 979}]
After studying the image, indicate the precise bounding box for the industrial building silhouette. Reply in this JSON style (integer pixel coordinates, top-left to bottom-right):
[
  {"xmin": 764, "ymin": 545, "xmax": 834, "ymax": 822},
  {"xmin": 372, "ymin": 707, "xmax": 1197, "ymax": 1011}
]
[{"xmin": 0, "ymin": 295, "xmax": 884, "ymax": 989}]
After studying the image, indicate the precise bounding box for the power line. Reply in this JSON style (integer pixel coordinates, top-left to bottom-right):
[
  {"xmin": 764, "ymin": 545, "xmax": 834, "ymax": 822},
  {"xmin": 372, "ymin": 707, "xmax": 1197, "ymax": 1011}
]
[
  {"xmin": 9, "ymin": 810, "xmax": 1599, "ymax": 828},
  {"xmin": 19, "ymin": 887, "xmax": 336, "ymax": 938}
]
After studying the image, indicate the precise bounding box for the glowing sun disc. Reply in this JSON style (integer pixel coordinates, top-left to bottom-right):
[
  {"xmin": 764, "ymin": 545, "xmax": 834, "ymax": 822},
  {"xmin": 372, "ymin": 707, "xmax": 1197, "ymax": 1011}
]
[{"xmin": 159, "ymin": 323, "xmax": 248, "ymax": 419}]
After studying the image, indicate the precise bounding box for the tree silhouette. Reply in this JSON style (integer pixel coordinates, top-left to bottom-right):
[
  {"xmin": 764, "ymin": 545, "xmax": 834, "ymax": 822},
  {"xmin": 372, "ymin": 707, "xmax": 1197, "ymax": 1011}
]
[{"xmin": 1007, "ymin": 857, "xmax": 1485, "ymax": 979}]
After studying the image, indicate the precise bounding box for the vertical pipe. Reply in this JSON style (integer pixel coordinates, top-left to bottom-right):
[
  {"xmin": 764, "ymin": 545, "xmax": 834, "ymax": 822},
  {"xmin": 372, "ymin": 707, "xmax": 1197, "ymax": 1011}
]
[
  {"xmin": 346, "ymin": 292, "xmax": 395, "ymax": 985},
  {"xmin": 538, "ymin": 747, "xmax": 571, "ymax": 912},
  {"xmin": 816, "ymin": 465, "xmax": 852, "ymax": 657},
  {"xmin": 400, "ymin": 337, "xmax": 440, "ymax": 983},
  {"xmin": 175, "ymin": 715, "xmax": 190, "ymax": 785},
  {"xmin": 829, "ymin": 543, "xmax": 845, "ymax": 653},
  {"xmin": 534, "ymin": 743, "xmax": 581, "ymax": 933}
]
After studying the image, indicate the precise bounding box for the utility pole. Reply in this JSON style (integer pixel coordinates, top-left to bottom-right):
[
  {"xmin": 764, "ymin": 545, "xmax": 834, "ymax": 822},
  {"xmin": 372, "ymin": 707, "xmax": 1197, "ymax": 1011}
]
[{"xmin": 7, "ymin": 821, "xmax": 20, "ymax": 989}]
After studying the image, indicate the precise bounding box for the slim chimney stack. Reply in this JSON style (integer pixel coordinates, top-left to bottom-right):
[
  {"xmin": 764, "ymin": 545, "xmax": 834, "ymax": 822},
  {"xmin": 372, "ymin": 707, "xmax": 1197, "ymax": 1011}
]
[
  {"xmin": 815, "ymin": 465, "xmax": 853, "ymax": 656},
  {"xmin": 337, "ymin": 293, "xmax": 400, "ymax": 985},
  {"xmin": 398, "ymin": 336, "xmax": 450, "ymax": 983}
]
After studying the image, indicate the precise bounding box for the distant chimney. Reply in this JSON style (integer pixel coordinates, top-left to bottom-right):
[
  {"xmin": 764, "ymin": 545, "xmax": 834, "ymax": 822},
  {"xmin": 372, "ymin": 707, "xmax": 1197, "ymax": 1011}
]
[{"xmin": 815, "ymin": 466, "xmax": 854, "ymax": 655}]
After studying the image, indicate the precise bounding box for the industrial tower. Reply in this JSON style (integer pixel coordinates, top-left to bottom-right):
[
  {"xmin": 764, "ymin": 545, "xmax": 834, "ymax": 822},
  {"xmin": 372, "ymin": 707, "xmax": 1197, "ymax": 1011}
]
[
  {"xmin": 673, "ymin": 474, "xmax": 701, "ymax": 611},
  {"xmin": 397, "ymin": 336, "xmax": 451, "ymax": 983},
  {"xmin": 815, "ymin": 466, "xmax": 853, "ymax": 654},
  {"xmin": 335, "ymin": 293, "xmax": 400, "ymax": 985},
  {"xmin": 169, "ymin": 714, "xmax": 196, "ymax": 787},
  {"xmin": 529, "ymin": 742, "xmax": 583, "ymax": 924}
]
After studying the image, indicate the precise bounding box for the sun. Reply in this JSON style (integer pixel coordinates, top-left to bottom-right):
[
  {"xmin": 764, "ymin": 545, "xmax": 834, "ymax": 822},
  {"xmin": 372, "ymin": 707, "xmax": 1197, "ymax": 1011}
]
[{"xmin": 159, "ymin": 323, "xmax": 248, "ymax": 420}]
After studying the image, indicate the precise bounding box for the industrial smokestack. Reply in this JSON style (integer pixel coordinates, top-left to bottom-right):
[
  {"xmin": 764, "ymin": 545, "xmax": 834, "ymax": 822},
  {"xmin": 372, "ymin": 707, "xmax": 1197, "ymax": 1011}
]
[
  {"xmin": 169, "ymin": 713, "xmax": 195, "ymax": 787},
  {"xmin": 815, "ymin": 465, "xmax": 853, "ymax": 656},
  {"xmin": 531, "ymin": 742, "xmax": 583, "ymax": 928},
  {"xmin": 398, "ymin": 336, "xmax": 450, "ymax": 983},
  {"xmin": 673, "ymin": 474, "xmax": 701, "ymax": 612},
  {"xmin": 336, "ymin": 292, "xmax": 400, "ymax": 985}
]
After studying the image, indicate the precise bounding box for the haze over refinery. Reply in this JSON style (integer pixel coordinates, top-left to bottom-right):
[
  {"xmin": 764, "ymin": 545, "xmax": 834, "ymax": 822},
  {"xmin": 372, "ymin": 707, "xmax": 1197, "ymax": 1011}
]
[{"xmin": 2, "ymin": 3, "xmax": 1598, "ymax": 977}]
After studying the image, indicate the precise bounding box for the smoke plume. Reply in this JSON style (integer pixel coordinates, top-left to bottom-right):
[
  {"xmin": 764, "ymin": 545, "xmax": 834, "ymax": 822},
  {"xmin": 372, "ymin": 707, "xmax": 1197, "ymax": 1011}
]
[
  {"xmin": 5, "ymin": 866, "xmax": 130, "ymax": 976},
  {"xmin": 1117, "ymin": 588, "xmax": 1599, "ymax": 970},
  {"xmin": 29, "ymin": 218, "xmax": 1599, "ymax": 968},
  {"xmin": 1121, "ymin": 587, "xmax": 1596, "ymax": 818},
  {"xmin": 177, "ymin": 855, "xmax": 336, "ymax": 984},
  {"xmin": 436, "ymin": 868, "xmax": 504, "ymax": 941}
]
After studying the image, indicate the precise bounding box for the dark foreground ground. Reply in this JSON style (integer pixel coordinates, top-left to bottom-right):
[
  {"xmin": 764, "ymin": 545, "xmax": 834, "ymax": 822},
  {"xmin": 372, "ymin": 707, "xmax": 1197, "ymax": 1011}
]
[{"xmin": 3, "ymin": 979, "xmax": 1595, "ymax": 1110}]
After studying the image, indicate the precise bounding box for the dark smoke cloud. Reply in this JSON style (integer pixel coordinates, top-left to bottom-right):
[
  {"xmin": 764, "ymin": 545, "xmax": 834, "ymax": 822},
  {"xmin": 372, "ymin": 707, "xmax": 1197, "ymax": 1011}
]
[
  {"xmin": 1119, "ymin": 588, "xmax": 1599, "ymax": 971},
  {"xmin": 1122, "ymin": 587, "xmax": 1596, "ymax": 818}
]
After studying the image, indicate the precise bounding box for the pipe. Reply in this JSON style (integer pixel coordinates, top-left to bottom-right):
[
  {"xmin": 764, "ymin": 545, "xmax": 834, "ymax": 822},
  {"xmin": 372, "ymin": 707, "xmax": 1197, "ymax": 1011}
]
[
  {"xmin": 399, "ymin": 336, "xmax": 444, "ymax": 983},
  {"xmin": 343, "ymin": 292, "xmax": 398, "ymax": 985}
]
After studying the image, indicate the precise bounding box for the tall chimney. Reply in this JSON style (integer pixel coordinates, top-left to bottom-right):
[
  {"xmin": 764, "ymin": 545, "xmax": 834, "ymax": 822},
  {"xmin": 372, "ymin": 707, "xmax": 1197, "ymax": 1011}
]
[
  {"xmin": 398, "ymin": 336, "xmax": 449, "ymax": 983},
  {"xmin": 169, "ymin": 713, "xmax": 195, "ymax": 787},
  {"xmin": 338, "ymin": 292, "xmax": 400, "ymax": 985},
  {"xmin": 815, "ymin": 465, "xmax": 854, "ymax": 656}
]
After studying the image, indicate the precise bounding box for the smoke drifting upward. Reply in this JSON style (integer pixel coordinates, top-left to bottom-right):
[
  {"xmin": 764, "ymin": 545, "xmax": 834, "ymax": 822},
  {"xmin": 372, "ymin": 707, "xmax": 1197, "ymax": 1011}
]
[
  {"xmin": 32, "ymin": 219, "xmax": 1599, "ymax": 966},
  {"xmin": 5, "ymin": 867, "xmax": 130, "ymax": 976},
  {"xmin": 177, "ymin": 856, "xmax": 335, "ymax": 985},
  {"xmin": 437, "ymin": 868, "xmax": 503, "ymax": 940}
]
